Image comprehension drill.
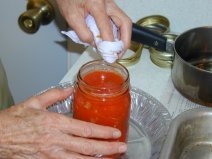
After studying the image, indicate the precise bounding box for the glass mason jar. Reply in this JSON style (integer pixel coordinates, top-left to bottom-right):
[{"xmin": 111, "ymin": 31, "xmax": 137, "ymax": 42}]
[{"xmin": 73, "ymin": 60, "xmax": 131, "ymax": 145}]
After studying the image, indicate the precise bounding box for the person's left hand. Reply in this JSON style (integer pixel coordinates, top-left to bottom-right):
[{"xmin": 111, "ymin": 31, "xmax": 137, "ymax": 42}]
[{"xmin": 0, "ymin": 87, "xmax": 127, "ymax": 159}]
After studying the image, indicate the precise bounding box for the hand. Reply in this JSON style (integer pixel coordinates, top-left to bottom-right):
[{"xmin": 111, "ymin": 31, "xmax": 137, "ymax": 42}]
[
  {"xmin": 0, "ymin": 87, "xmax": 127, "ymax": 159},
  {"xmin": 56, "ymin": 0, "xmax": 132, "ymax": 56}
]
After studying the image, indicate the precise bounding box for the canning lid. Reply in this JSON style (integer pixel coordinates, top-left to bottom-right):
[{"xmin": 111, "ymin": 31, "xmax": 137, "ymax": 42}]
[
  {"xmin": 137, "ymin": 15, "xmax": 170, "ymax": 50},
  {"xmin": 136, "ymin": 15, "xmax": 170, "ymax": 34},
  {"xmin": 118, "ymin": 41, "xmax": 143, "ymax": 66},
  {"xmin": 149, "ymin": 33, "xmax": 177, "ymax": 68},
  {"xmin": 150, "ymin": 56, "xmax": 173, "ymax": 68},
  {"xmin": 118, "ymin": 15, "xmax": 169, "ymax": 66}
]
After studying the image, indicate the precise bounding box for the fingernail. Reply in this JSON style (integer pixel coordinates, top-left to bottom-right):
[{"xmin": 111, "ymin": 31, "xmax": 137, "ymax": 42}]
[
  {"xmin": 119, "ymin": 144, "xmax": 127, "ymax": 153},
  {"xmin": 113, "ymin": 131, "xmax": 121, "ymax": 138}
]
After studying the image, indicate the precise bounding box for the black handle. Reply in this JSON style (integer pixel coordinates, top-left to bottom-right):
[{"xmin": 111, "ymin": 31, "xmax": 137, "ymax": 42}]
[{"xmin": 131, "ymin": 23, "xmax": 167, "ymax": 51}]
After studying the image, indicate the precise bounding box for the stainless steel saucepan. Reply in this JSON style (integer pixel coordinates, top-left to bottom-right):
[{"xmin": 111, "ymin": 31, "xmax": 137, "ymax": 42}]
[{"xmin": 131, "ymin": 24, "xmax": 212, "ymax": 106}]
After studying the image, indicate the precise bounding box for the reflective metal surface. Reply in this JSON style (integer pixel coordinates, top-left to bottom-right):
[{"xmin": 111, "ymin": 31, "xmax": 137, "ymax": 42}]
[
  {"xmin": 150, "ymin": 56, "xmax": 173, "ymax": 68},
  {"xmin": 149, "ymin": 33, "xmax": 177, "ymax": 68},
  {"xmin": 136, "ymin": 15, "xmax": 170, "ymax": 34},
  {"xmin": 127, "ymin": 87, "xmax": 171, "ymax": 159},
  {"xmin": 160, "ymin": 108, "xmax": 212, "ymax": 159},
  {"xmin": 150, "ymin": 33, "xmax": 176, "ymax": 60},
  {"xmin": 172, "ymin": 26, "xmax": 212, "ymax": 106},
  {"xmin": 117, "ymin": 42, "xmax": 143, "ymax": 66},
  {"xmin": 18, "ymin": 0, "xmax": 55, "ymax": 34},
  {"xmin": 121, "ymin": 15, "xmax": 170, "ymax": 67}
]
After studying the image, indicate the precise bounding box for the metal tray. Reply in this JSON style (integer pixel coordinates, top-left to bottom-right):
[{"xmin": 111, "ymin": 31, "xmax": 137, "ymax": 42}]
[
  {"xmin": 160, "ymin": 108, "xmax": 212, "ymax": 159},
  {"xmin": 39, "ymin": 83, "xmax": 171, "ymax": 159},
  {"xmin": 121, "ymin": 87, "xmax": 171, "ymax": 159}
]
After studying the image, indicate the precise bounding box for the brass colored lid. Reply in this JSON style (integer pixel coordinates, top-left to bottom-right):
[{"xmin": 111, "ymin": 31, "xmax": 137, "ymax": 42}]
[
  {"xmin": 149, "ymin": 47, "xmax": 174, "ymax": 61},
  {"xmin": 118, "ymin": 41, "xmax": 143, "ymax": 66},
  {"xmin": 118, "ymin": 15, "xmax": 170, "ymax": 67},
  {"xmin": 150, "ymin": 55, "xmax": 173, "ymax": 68},
  {"xmin": 149, "ymin": 33, "xmax": 177, "ymax": 67},
  {"xmin": 136, "ymin": 15, "xmax": 170, "ymax": 49},
  {"xmin": 136, "ymin": 15, "xmax": 170, "ymax": 34}
]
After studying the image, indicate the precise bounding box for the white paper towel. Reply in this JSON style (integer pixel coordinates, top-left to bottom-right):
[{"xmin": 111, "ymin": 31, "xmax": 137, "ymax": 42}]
[{"xmin": 61, "ymin": 15, "xmax": 124, "ymax": 63}]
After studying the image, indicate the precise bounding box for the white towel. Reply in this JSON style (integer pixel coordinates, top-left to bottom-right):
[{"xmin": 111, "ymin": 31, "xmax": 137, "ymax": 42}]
[{"xmin": 61, "ymin": 15, "xmax": 124, "ymax": 63}]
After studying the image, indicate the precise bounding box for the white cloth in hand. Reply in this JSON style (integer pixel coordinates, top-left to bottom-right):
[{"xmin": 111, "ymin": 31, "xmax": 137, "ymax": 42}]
[{"xmin": 61, "ymin": 15, "xmax": 124, "ymax": 63}]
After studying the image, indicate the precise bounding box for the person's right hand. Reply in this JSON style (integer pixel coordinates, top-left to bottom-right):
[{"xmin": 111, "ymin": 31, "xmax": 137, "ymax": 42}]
[
  {"xmin": 0, "ymin": 87, "xmax": 127, "ymax": 159},
  {"xmin": 56, "ymin": 0, "xmax": 132, "ymax": 57}
]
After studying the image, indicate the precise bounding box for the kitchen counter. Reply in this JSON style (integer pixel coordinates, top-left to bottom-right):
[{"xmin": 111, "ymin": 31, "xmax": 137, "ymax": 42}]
[{"xmin": 61, "ymin": 0, "xmax": 212, "ymax": 116}]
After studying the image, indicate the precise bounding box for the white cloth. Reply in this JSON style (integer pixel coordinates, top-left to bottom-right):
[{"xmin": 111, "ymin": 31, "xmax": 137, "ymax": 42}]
[{"xmin": 61, "ymin": 15, "xmax": 124, "ymax": 63}]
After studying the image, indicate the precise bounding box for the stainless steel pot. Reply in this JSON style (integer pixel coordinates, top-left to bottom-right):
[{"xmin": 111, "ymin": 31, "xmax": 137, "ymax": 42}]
[{"xmin": 131, "ymin": 24, "xmax": 212, "ymax": 106}]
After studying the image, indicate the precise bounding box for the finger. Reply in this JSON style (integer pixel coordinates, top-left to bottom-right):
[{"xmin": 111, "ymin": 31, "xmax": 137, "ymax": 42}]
[
  {"xmin": 111, "ymin": 14, "xmax": 132, "ymax": 56},
  {"xmin": 56, "ymin": 135, "xmax": 127, "ymax": 156},
  {"xmin": 106, "ymin": 3, "xmax": 132, "ymax": 57},
  {"xmin": 115, "ymin": 16, "xmax": 132, "ymax": 58},
  {"xmin": 56, "ymin": 117, "xmax": 122, "ymax": 139},
  {"xmin": 87, "ymin": 0, "xmax": 114, "ymax": 41},
  {"xmin": 66, "ymin": 12, "xmax": 94, "ymax": 44},
  {"xmin": 56, "ymin": 0, "xmax": 94, "ymax": 44},
  {"xmin": 27, "ymin": 87, "xmax": 73, "ymax": 110}
]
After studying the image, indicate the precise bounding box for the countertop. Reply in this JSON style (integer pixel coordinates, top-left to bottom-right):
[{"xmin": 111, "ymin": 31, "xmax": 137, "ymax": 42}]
[{"xmin": 60, "ymin": 0, "xmax": 212, "ymax": 116}]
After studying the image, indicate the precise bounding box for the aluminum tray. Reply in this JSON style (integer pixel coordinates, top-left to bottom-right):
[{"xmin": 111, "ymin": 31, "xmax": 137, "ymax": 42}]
[{"xmin": 160, "ymin": 108, "xmax": 212, "ymax": 159}]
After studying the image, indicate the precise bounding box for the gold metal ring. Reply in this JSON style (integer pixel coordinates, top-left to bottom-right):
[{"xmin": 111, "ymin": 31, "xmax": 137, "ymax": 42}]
[
  {"xmin": 149, "ymin": 33, "xmax": 177, "ymax": 68},
  {"xmin": 117, "ymin": 42, "xmax": 143, "ymax": 66},
  {"xmin": 118, "ymin": 15, "xmax": 170, "ymax": 67},
  {"xmin": 136, "ymin": 15, "xmax": 170, "ymax": 33}
]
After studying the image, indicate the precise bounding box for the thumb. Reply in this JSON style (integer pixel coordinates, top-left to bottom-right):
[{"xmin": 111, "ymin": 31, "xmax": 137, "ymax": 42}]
[{"xmin": 26, "ymin": 87, "xmax": 73, "ymax": 110}]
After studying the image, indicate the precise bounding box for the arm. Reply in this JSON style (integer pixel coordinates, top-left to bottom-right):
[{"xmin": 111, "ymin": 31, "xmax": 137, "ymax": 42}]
[{"xmin": 0, "ymin": 87, "xmax": 127, "ymax": 159}]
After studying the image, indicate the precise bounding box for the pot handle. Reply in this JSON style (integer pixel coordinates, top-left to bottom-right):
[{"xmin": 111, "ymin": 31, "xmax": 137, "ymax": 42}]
[{"xmin": 131, "ymin": 23, "xmax": 167, "ymax": 51}]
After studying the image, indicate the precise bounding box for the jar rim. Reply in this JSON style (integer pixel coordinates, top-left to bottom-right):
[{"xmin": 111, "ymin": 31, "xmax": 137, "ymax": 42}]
[{"xmin": 77, "ymin": 60, "xmax": 130, "ymax": 96}]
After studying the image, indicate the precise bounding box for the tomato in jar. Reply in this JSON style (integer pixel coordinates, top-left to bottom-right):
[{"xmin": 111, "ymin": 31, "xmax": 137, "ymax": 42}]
[{"xmin": 73, "ymin": 61, "xmax": 131, "ymax": 143}]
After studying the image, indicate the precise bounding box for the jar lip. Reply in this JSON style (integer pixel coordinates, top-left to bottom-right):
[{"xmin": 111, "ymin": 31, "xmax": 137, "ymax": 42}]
[
  {"xmin": 77, "ymin": 60, "xmax": 130, "ymax": 93},
  {"xmin": 78, "ymin": 75, "xmax": 130, "ymax": 90}
]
